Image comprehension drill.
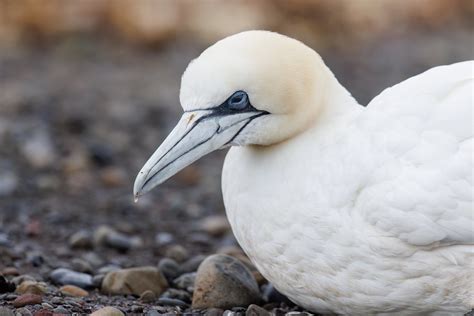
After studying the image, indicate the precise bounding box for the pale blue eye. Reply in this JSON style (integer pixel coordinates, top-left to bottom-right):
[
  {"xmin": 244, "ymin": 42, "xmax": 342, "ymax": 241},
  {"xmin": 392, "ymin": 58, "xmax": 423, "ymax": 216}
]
[{"xmin": 227, "ymin": 91, "xmax": 249, "ymax": 110}]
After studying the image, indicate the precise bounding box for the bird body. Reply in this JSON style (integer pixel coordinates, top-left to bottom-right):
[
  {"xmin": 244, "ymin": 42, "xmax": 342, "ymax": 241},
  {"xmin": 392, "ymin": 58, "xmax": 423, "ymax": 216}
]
[
  {"xmin": 223, "ymin": 61, "xmax": 473, "ymax": 315},
  {"xmin": 134, "ymin": 31, "xmax": 474, "ymax": 315}
]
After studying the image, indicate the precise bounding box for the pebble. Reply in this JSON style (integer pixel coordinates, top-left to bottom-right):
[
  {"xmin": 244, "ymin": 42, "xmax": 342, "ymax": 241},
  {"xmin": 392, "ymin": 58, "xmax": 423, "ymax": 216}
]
[
  {"xmin": 157, "ymin": 297, "xmax": 188, "ymax": 307},
  {"xmin": 71, "ymin": 258, "xmax": 94, "ymax": 274},
  {"xmin": 154, "ymin": 232, "xmax": 175, "ymax": 247},
  {"xmin": 2, "ymin": 267, "xmax": 19, "ymax": 276},
  {"xmin": 52, "ymin": 306, "xmax": 69, "ymax": 314},
  {"xmin": 173, "ymin": 272, "xmax": 196, "ymax": 292},
  {"xmin": 160, "ymin": 288, "xmax": 191, "ymax": 302},
  {"xmin": 246, "ymin": 305, "xmax": 270, "ymax": 316},
  {"xmin": 41, "ymin": 302, "xmax": 53, "ymax": 309},
  {"xmin": 16, "ymin": 281, "xmax": 48, "ymax": 296},
  {"xmin": 180, "ymin": 255, "xmax": 206, "ymax": 273},
  {"xmin": 0, "ymin": 307, "xmax": 14, "ymax": 316},
  {"xmin": 50, "ymin": 268, "xmax": 94, "ymax": 289},
  {"xmin": 59, "ymin": 285, "xmax": 89, "ymax": 297},
  {"xmin": 68, "ymin": 230, "xmax": 93, "ymax": 249},
  {"xmin": 205, "ymin": 308, "xmax": 224, "ymax": 316},
  {"xmin": 158, "ymin": 257, "xmax": 181, "ymax": 280},
  {"xmin": 13, "ymin": 308, "xmax": 32, "ymax": 316},
  {"xmin": 192, "ymin": 254, "xmax": 261, "ymax": 309},
  {"xmin": 0, "ymin": 170, "xmax": 18, "ymax": 196},
  {"xmin": 199, "ymin": 215, "xmax": 231, "ymax": 236},
  {"xmin": 139, "ymin": 290, "xmax": 156, "ymax": 303},
  {"xmin": 94, "ymin": 225, "xmax": 143, "ymax": 252},
  {"xmin": 90, "ymin": 306, "xmax": 125, "ymax": 316},
  {"xmin": 164, "ymin": 244, "xmax": 189, "ymax": 263},
  {"xmin": 20, "ymin": 130, "xmax": 56, "ymax": 168},
  {"xmin": 12, "ymin": 293, "xmax": 42, "ymax": 307},
  {"xmin": 31, "ymin": 308, "xmax": 53, "ymax": 316},
  {"xmin": 11, "ymin": 275, "xmax": 35, "ymax": 286},
  {"xmin": 101, "ymin": 266, "xmax": 168, "ymax": 296}
]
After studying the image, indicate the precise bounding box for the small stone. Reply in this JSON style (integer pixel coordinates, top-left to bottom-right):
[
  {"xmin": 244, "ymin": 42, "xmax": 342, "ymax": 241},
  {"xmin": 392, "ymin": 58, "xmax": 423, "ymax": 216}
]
[
  {"xmin": 92, "ymin": 274, "xmax": 105, "ymax": 288},
  {"xmin": 68, "ymin": 230, "xmax": 93, "ymax": 249},
  {"xmin": 246, "ymin": 305, "xmax": 270, "ymax": 316},
  {"xmin": 160, "ymin": 288, "xmax": 191, "ymax": 302},
  {"xmin": 154, "ymin": 232, "xmax": 175, "ymax": 247},
  {"xmin": 90, "ymin": 306, "xmax": 125, "ymax": 316},
  {"xmin": 0, "ymin": 276, "xmax": 15, "ymax": 293},
  {"xmin": 70, "ymin": 258, "xmax": 93, "ymax": 273},
  {"xmin": 94, "ymin": 226, "xmax": 143, "ymax": 252},
  {"xmin": 145, "ymin": 310, "xmax": 161, "ymax": 316},
  {"xmin": 164, "ymin": 244, "xmax": 189, "ymax": 263},
  {"xmin": 180, "ymin": 255, "xmax": 206, "ymax": 273},
  {"xmin": 158, "ymin": 257, "xmax": 180, "ymax": 280},
  {"xmin": 139, "ymin": 290, "xmax": 156, "ymax": 303},
  {"xmin": 52, "ymin": 306, "xmax": 68, "ymax": 314},
  {"xmin": 59, "ymin": 285, "xmax": 88, "ymax": 297},
  {"xmin": 11, "ymin": 275, "xmax": 35, "ymax": 286},
  {"xmin": 20, "ymin": 130, "xmax": 56, "ymax": 168},
  {"xmin": 12, "ymin": 293, "xmax": 42, "ymax": 307},
  {"xmin": 50, "ymin": 268, "xmax": 94, "ymax": 289},
  {"xmin": 205, "ymin": 308, "xmax": 224, "ymax": 316},
  {"xmin": 102, "ymin": 266, "xmax": 168, "ymax": 296},
  {"xmin": 16, "ymin": 281, "xmax": 47, "ymax": 296},
  {"xmin": 13, "ymin": 308, "xmax": 32, "ymax": 316},
  {"xmin": 130, "ymin": 305, "xmax": 143, "ymax": 313},
  {"xmin": 30, "ymin": 309, "xmax": 52, "ymax": 316},
  {"xmin": 41, "ymin": 302, "xmax": 53, "ymax": 309},
  {"xmin": 157, "ymin": 297, "xmax": 188, "ymax": 307},
  {"xmin": 173, "ymin": 272, "xmax": 196, "ymax": 292},
  {"xmin": 2, "ymin": 267, "xmax": 19, "ymax": 276},
  {"xmin": 0, "ymin": 170, "xmax": 17, "ymax": 196},
  {"xmin": 199, "ymin": 216, "xmax": 231, "ymax": 236},
  {"xmin": 284, "ymin": 313, "xmax": 312, "ymax": 316},
  {"xmin": 192, "ymin": 254, "xmax": 261, "ymax": 309},
  {"xmin": 0, "ymin": 307, "xmax": 14, "ymax": 316}
]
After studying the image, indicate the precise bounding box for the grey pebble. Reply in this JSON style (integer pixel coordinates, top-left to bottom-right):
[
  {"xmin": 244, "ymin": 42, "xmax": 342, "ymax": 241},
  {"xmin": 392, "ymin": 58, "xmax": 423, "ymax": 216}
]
[
  {"xmin": 68, "ymin": 230, "xmax": 93, "ymax": 249},
  {"xmin": 246, "ymin": 305, "xmax": 270, "ymax": 316},
  {"xmin": 145, "ymin": 311, "xmax": 161, "ymax": 316},
  {"xmin": 155, "ymin": 232, "xmax": 175, "ymax": 246},
  {"xmin": 160, "ymin": 288, "xmax": 191, "ymax": 302},
  {"xmin": 158, "ymin": 257, "xmax": 181, "ymax": 280},
  {"xmin": 180, "ymin": 255, "xmax": 206, "ymax": 273},
  {"xmin": 204, "ymin": 308, "xmax": 224, "ymax": 316},
  {"xmin": 173, "ymin": 272, "xmax": 196, "ymax": 292},
  {"xmin": 50, "ymin": 268, "xmax": 94, "ymax": 289},
  {"xmin": 14, "ymin": 308, "xmax": 32, "ymax": 316},
  {"xmin": 0, "ymin": 306, "xmax": 14, "ymax": 316},
  {"xmin": 157, "ymin": 297, "xmax": 188, "ymax": 307},
  {"xmin": 53, "ymin": 306, "xmax": 69, "ymax": 314},
  {"xmin": 41, "ymin": 302, "xmax": 54, "ymax": 309}
]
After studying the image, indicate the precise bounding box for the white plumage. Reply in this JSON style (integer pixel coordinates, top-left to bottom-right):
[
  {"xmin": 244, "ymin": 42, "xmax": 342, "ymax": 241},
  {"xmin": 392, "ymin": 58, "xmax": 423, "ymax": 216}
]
[{"xmin": 135, "ymin": 31, "xmax": 473, "ymax": 315}]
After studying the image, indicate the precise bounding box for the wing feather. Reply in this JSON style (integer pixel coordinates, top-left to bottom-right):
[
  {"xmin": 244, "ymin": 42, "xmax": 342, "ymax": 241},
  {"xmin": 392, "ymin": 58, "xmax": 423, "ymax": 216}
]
[{"xmin": 355, "ymin": 61, "xmax": 473, "ymax": 247}]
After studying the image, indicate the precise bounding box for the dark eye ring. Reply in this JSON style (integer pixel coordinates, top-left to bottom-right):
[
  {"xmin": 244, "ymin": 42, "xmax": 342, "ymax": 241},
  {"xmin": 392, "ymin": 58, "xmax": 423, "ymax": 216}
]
[{"xmin": 227, "ymin": 91, "xmax": 249, "ymax": 110}]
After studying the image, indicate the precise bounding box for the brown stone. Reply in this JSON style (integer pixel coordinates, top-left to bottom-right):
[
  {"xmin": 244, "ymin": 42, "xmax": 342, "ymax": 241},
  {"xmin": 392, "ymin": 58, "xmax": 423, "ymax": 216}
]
[
  {"xmin": 12, "ymin": 293, "xmax": 42, "ymax": 307},
  {"xmin": 102, "ymin": 266, "xmax": 168, "ymax": 296},
  {"xmin": 59, "ymin": 285, "xmax": 88, "ymax": 297}
]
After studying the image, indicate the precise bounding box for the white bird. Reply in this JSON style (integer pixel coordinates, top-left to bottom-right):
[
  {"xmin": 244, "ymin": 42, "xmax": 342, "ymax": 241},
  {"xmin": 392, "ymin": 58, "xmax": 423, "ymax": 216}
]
[{"xmin": 134, "ymin": 31, "xmax": 473, "ymax": 315}]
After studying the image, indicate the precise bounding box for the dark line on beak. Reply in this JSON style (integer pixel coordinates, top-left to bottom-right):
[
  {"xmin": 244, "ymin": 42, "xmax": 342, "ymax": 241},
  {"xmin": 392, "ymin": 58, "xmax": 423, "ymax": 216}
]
[
  {"xmin": 225, "ymin": 112, "xmax": 268, "ymax": 145},
  {"xmin": 141, "ymin": 125, "xmax": 219, "ymax": 189}
]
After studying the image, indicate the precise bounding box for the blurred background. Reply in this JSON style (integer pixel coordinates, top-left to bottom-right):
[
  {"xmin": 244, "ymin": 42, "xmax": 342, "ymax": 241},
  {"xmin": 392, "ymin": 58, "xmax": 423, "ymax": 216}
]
[{"xmin": 0, "ymin": 0, "xmax": 472, "ymax": 307}]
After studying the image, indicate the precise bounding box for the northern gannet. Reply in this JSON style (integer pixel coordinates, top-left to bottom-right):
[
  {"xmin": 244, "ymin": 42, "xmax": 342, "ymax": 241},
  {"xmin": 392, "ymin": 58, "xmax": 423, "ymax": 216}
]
[{"xmin": 134, "ymin": 31, "xmax": 474, "ymax": 315}]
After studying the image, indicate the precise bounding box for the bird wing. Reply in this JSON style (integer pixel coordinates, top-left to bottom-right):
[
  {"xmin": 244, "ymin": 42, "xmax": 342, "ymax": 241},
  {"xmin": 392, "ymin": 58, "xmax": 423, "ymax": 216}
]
[{"xmin": 354, "ymin": 61, "xmax": 473, "ymax": 247}]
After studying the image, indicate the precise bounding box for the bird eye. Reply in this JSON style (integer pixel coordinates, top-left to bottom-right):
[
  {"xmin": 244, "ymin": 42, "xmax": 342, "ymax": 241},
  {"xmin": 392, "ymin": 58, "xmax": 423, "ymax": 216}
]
[{"xmin": 227, "ymin": 91, "xmax": 249, "ymax": 110}]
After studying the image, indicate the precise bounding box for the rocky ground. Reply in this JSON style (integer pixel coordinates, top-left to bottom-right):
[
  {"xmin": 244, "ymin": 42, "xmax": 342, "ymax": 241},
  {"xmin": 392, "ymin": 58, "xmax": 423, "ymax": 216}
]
[{"xmin": 0, "ymin": 27, "xmax": 472, "ymax": 315}]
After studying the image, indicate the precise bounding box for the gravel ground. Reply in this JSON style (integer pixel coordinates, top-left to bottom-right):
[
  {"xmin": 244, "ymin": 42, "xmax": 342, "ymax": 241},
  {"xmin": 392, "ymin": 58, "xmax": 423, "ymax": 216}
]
[{"xmin": 0, "ymin": 26, "xmax": 472, "ymax": 315}]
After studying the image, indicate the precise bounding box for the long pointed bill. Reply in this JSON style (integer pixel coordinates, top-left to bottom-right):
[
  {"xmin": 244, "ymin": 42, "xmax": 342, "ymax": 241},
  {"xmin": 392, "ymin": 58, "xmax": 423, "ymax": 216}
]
[{"xmin": 133, "ymin": 109, "xmax": 266, "ymax": 200}]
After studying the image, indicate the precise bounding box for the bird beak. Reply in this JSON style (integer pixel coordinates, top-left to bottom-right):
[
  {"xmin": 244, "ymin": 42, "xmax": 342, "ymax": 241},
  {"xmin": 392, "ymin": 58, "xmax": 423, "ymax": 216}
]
[{"xmin": 133, "ymin": 109, "xmax": 266, "ymax": 200}]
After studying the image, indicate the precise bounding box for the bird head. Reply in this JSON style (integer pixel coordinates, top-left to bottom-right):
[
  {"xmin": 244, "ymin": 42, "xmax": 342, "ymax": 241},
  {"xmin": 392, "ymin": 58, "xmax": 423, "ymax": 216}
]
[{"xmin": 134, "ymin": 30, "xmax": 328, "ymax": 199}]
